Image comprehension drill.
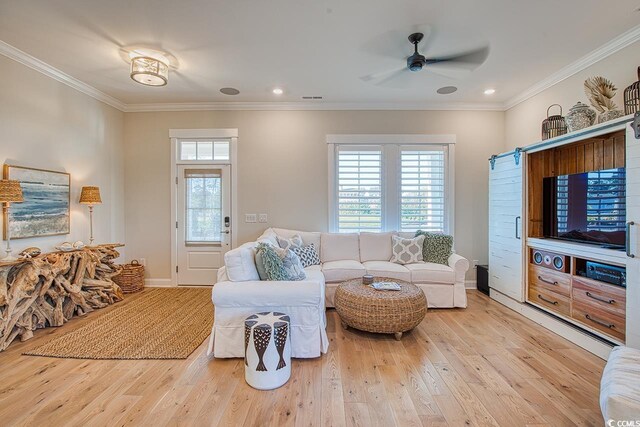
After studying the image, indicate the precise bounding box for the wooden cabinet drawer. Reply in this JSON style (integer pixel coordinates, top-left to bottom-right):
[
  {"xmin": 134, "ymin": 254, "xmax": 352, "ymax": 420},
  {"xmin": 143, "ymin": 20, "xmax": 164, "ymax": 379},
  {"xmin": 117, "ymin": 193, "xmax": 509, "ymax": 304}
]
[
  {"xmin": 571, "ymin": 301, "xmax": 626, "ymax": 342},
  {"xmin": 529, "ymin": 264, "xmax": 571, "ymax": 297},
  {"xmin": 528, "ymin": 284, "xmax": 571, "ymax": 317},
  {"xmin": 572, "ymin": 277, "xmax": 626, "ymax": 318}
]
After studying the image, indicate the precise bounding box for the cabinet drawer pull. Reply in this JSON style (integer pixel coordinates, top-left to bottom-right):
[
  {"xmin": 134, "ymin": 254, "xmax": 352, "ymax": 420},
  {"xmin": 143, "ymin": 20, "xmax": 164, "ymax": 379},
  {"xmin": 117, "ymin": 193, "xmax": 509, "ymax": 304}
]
[
  {"xmin": 537, "ymin": 294, "xmax": 558, "ymax": 305},
  {"xmin": 538, "ymin": 276, "xmax": 559, "ymax": 286},
  {"xmin": 585, "ymin": 292, "xmax": 615, "ymax": 304},
  {"xmin": 585, "ymin": 314, "xmax": 615, "ymax": 329}
]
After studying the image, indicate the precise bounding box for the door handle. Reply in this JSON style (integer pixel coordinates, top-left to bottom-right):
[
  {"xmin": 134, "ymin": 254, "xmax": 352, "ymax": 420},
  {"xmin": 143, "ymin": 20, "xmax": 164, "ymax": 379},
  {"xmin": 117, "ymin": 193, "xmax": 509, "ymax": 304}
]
[
  {"xmin": 627, "ymin": 221, "xmax": 635, "ymax": 258},
  {"xmin": 585, "ymin": 292, "xmax": 615, "ymax": 304},
  {"xmin": 585, "ymin": 314, "xmax": 615, "ymax": 329},
  {"xmin": 538, "ymin": 276, "xmax": 558, "ymax": 286},
  {"xmin": 515, "ymin": 216, "xmax": 521, "ymax": 240},
  {"xmin": 537, "ymin": 294, "xmax": 558, "ymax": 305}
]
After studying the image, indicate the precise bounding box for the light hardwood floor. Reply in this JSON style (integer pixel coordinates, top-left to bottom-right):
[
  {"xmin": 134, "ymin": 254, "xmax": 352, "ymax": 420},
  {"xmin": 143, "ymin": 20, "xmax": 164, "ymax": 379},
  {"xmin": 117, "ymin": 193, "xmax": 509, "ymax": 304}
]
[{"xmin": 0, "ymin": 290, "xmax": 605, "ymax": 426}]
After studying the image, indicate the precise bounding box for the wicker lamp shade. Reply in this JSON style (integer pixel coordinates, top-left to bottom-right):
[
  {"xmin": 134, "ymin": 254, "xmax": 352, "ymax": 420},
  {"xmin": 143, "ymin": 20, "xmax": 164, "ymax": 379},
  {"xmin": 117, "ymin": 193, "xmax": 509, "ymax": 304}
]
[
  {"xmin": 624, "ymin": 67, "xmax": 640, "ymax": 115},
  {"xmin": 0, "ymin": 180, "xmax": 23, "ymax": 203},
  {"xmin": 79, "ymin": 186, "xmax": 102, "ymax": 205}
]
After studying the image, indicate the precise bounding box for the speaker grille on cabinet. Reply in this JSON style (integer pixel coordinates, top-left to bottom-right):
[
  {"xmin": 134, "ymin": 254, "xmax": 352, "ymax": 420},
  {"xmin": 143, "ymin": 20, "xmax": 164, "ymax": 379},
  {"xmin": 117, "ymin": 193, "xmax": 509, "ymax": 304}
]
[
  {"xmin": 530, "ymin": 249, "xmax": 569, "ymax": 272},
  {"xmin": 533, "ymin": 251, "xmax": 543, "ymax": 264},
  {"xmin": 553, "ymin": 256, "xmax": 564, "ymax": 270}
]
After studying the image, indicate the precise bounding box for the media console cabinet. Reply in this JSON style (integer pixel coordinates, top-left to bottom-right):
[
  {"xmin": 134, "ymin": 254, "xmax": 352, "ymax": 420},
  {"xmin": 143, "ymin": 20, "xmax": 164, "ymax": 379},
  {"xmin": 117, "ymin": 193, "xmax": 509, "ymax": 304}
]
[{"xmin": 488, "ymin": 115, "xmax": 640, "ymax": 357}]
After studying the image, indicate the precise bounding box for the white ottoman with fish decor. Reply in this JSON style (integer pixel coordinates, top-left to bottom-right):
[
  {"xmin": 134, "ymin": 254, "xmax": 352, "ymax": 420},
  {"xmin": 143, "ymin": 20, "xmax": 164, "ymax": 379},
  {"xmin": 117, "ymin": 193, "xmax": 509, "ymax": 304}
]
[{"xmin": 244, "ymin": 312, "xmax": 291, "ymax": 390}]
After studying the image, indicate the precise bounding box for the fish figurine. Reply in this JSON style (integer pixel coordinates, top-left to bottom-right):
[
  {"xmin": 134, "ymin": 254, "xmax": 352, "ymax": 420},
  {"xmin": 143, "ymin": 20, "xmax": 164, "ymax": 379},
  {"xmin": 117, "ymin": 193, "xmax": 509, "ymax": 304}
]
[
  {"xmin": 244, "ymin": 318, "xmax": 257, "ymax": 366},
  {"xmin": 19, "ymin": 247, "xmax": 41, "ymax": 259},
  {"xmin": 273, "ymin": 313, "xmax": 290, "ymax": 370},
  {"xmin": 252, "ymin": 323, "xmax": 272, "ymax": 372}
]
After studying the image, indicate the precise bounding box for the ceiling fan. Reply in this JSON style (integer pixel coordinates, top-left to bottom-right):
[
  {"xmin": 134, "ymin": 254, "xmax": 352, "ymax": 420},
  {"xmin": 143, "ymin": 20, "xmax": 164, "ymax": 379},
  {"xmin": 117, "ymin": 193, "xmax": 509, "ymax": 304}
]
[{"xmin": 361, "ymin": 32, "xmax": 489, "ymax": 86}]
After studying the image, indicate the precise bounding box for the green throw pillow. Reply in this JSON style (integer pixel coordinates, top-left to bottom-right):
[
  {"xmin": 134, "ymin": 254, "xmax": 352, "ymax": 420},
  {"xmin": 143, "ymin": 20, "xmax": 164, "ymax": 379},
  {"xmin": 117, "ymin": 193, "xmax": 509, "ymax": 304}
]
[
  {"xmin": 415, "ymin": 230, "xmax": 453, "ymax": 265},
  {"xmin": 255, "ymin": 243, "xmax": 307, "ymax": 281}
]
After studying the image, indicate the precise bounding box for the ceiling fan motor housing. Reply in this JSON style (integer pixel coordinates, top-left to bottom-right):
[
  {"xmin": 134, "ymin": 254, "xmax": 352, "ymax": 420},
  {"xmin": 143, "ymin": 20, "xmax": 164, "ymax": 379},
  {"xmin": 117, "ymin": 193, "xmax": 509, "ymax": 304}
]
[{"xmin": 407, "ymin": 53, "xmax": 426, "ymax": 72}]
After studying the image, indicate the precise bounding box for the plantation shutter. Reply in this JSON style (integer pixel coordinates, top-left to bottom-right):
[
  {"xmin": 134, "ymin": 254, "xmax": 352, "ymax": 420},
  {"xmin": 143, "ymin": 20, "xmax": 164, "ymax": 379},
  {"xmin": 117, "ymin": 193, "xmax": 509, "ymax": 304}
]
[
  {"xmin": 336, "ymin": 146, "xmax": 383, "ymax": 232},
  {"xmin": 399, "ymin": 146, "xmax": 447, "ymax": 233}
]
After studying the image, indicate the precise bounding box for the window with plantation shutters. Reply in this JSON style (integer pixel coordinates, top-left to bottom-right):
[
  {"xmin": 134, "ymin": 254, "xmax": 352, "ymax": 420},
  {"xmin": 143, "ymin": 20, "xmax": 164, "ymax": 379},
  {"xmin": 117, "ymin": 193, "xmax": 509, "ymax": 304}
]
[
  {"xmin": 336, "ymin": 147, "xmax": 383, "ymax": 232},
  {"xmin": 400, "ymin": 148, "xmax": 446, "ymax": 233},
  {"xmin": 329, "ymin": 136, "xmax": 454, "ymax": 235}
]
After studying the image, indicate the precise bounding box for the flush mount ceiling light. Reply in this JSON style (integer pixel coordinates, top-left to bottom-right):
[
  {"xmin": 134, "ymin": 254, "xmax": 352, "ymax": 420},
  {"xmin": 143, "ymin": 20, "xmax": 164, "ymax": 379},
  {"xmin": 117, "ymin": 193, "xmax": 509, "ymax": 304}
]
[
  {"xmin": 120, "ymin": 46, "xmax": 178, "ymax": 87},
  {"xmin": 130, "ymin": 57, "xmax": 169, "ymax": 86},
  {"xmin": 272, "ymin": 88, "xmax": 284, "ymax": 95},
  {"xmin": 220, "ymin": 87, "xmax": 240, "ymax": 95},
  {"xmin": 484, "ymin": 88, "xmax": 496, "ymax": 95}
]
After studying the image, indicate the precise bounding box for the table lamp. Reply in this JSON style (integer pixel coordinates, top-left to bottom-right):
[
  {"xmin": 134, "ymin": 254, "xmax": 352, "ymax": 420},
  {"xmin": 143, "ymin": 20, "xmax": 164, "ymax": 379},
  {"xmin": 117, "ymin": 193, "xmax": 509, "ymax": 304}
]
[
  {"xmin": 0, "ymin": 179, "xmax": 24, "ymax": 261},
  {"xmin": 79, "ymin": 186, "xmax": 102, "ymax": 246}
]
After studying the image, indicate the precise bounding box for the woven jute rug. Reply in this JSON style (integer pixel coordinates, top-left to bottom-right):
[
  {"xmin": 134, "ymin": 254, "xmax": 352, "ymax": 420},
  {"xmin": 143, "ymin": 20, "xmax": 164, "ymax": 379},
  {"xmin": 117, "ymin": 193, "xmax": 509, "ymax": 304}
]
[{"xmin": 24, "ymin": 288, "xmax": 213, "ymax": 360}]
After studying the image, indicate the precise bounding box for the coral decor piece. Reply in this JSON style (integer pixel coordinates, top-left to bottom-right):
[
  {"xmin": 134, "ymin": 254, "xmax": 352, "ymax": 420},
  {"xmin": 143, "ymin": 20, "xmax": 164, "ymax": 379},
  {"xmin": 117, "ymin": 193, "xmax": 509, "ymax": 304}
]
[{"xmin": 584, "ymin": 76, "xmax": 625, "ymax": 123}]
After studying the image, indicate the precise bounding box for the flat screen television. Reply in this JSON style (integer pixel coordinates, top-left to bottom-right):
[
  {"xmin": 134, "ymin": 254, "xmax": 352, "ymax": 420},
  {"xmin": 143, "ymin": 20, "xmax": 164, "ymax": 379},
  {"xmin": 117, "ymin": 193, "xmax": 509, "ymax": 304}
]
[{"xmin": 543, "ymin": 167, "xmax": 626, "ymax": 249}]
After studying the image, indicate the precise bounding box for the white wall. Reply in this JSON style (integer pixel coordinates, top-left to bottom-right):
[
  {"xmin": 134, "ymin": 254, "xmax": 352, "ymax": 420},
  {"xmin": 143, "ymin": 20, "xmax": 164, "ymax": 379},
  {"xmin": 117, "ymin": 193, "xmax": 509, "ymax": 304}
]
[
  {"xmin": 123, "ymin": 110, "xmax": 505, "ymax": 281},
  {"xmin": 0, "ymin": 55, "xmax": 125, "ymax": 256},
  {"xmin": 504, "ymin": 41, "xmax": 639, "ymax": 150}
]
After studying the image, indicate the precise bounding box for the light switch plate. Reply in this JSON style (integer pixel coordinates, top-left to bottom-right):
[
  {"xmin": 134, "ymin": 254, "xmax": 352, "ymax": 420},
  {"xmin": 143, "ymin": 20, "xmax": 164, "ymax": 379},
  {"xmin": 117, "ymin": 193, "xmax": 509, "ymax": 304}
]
[
  {"xmin": 258, "ymin": 214, "xmax": 268, "ymax": 223},
  {"xmin": 245, "ymin": 213, "xmax": 257, "ymax": 223}
]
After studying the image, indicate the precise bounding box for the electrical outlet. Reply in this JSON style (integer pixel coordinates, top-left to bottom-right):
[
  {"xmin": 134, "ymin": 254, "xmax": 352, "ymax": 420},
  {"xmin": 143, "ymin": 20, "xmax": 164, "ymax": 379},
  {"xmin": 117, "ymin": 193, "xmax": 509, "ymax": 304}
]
[
  {"xmin": 245, "ymin": 213, "xmax": 257, "ymax": 223},
  {"xmin": 258, "ymin": 214, "xmax": 268, "ymax": 223},
  {"xmin": 139, "ymin": 258, "xmax": 146, "ymax": 266}
]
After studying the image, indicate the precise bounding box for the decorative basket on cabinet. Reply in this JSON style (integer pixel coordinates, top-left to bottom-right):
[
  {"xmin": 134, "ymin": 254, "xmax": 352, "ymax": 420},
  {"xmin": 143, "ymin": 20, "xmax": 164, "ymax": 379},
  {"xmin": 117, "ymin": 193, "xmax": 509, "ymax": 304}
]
[
  {"xmin": 113, "ymin": 260, "xmax": 145, "ymax": 293},
  {"xmin": 541, "ymin": 104, "xmax": 567, "ymax": 140},
  {"xmin": 624, "ymin": 67, "xmax": 640, "ymax": 115}
]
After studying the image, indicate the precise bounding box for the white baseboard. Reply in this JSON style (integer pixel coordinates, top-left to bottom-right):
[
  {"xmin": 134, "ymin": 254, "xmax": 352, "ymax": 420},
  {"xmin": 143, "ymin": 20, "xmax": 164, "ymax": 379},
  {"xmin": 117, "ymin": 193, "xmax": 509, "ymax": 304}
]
[
  {"xmin": 464, "ymin": 280, "xmax": 477, "ymax": 289},
  {"xmin": 490, "ymin": 289, "xmax": 613, "ymax": 360},
  {"xmin": 144, "ymin": 278, "xmax": 174, "ymax": 287}
]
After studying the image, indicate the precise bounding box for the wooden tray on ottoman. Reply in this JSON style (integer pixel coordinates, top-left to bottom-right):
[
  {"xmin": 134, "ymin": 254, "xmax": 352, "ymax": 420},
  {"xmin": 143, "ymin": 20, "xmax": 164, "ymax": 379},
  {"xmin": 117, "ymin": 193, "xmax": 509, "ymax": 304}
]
[{"xmin": 334, "ymin": 277, "xmax": 427, "ymax": 340}]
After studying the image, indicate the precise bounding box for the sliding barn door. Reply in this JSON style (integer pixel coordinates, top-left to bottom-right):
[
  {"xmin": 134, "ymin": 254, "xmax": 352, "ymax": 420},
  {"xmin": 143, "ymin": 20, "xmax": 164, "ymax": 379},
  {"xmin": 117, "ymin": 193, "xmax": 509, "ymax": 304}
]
[
  {"xmin": 626, "ymin": 123, "xmax": 640, "ymax": 349},
  {"xmin": 488, "ymin": 152, "xmax": 525, "ymax": 302}
]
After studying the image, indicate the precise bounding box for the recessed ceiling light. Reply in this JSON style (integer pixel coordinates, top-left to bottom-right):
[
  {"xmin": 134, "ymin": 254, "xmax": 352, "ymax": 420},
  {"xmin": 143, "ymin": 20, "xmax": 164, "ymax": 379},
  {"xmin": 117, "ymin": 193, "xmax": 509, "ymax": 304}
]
[
  {"xmin": 484, "ymin": 88, "xmax": 496, "ymax": 95},
  {"xmin": 272, "ymin": 88, "xmax": 284, "ymax": 95},
  {"xmin": 220, "ymin": 87, "xmax": 240, "ymax": 95},
  {"xmin": 436, "ymin": 86, "xmax": 457, "ymax": 95}
]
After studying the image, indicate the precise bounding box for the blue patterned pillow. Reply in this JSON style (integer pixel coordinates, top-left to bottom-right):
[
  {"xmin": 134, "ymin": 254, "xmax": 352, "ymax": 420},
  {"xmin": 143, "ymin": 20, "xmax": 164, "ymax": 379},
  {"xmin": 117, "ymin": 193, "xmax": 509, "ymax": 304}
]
[{"xmin": 291, "ymin": 243, "xmax": 320, "ymax": 268}]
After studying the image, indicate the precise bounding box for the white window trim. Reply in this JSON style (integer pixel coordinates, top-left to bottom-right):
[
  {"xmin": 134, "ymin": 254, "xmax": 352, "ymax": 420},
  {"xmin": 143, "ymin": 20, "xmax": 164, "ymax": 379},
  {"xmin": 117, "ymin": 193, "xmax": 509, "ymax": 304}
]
[
  {"xmin": 170, "ymin": 128, "xmax": 238, "ymax": 286},
  {"xmin": 327, "ymin": 134, "xmax": 455, "ymax": 236}
]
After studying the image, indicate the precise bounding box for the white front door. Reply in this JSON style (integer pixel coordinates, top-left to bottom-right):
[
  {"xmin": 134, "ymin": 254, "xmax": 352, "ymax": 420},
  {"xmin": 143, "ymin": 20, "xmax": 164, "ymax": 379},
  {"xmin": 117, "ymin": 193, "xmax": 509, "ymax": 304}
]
[
  {"xmin": 176, "ymin": 165, "xmax": 231, "ymax": 286},
  {"xmin": 488, "ymin": 152, "xmax": 525, "ymax": 302}
]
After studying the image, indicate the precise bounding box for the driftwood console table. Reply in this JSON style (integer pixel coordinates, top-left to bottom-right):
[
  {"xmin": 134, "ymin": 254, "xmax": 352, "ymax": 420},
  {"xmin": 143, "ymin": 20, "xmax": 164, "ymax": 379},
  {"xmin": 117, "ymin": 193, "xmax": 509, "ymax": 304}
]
[{"xmin": 0, "ymin": 245, "xmax": 124, "ymax": 351}]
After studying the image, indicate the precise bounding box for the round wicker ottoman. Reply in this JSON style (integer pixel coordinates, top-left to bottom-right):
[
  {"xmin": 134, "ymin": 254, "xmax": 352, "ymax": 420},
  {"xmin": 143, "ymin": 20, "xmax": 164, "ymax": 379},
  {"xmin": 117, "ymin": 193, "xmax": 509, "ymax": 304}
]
[{"xmin": 334, "ymin": 277, "xmax": 427, "ymax": 340}]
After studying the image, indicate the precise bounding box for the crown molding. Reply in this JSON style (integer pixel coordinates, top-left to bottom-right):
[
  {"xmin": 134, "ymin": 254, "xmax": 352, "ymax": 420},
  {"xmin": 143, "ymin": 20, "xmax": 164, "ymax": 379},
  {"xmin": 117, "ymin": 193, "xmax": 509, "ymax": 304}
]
[
  {"xmin": 2, "ymin": 24, "xmax": 639, "ymax": 114},
  {"xmin": 503, "ymin": 24, "xmax": 640, "ymax": 110},
  {"xmin": 0, "ymin": 40, "xmax": 127, "ymax": 111},
  {"xmin": 123, "ymin": 101, "xmax": 503, "ymax": 112}
]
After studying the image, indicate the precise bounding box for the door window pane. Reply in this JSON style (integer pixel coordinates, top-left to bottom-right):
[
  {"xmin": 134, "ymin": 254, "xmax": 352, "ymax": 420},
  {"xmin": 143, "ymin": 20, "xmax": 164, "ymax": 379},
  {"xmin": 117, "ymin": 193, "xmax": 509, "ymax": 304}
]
[
  {"xmin": 185, "ymin": 170, "xmax": 222, "ymax": 242},
  {"xmin": 197, "ymin": 141, "xmax": 213, "ymax": 160},
  {"xmin": 214, "ymin": 141, "xmax": 230, "ymax": 160},
  {"xmin": 181, "ymin": 142, "xmax": 197, "ymax": 160}
]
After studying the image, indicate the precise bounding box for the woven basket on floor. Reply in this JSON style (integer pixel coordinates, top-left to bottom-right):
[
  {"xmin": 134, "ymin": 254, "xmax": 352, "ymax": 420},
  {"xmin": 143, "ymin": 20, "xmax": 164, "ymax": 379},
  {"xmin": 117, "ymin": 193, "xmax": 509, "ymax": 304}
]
[{"xmin": 113, "ymin": 260, "xmax": 145, "ymax": 294}]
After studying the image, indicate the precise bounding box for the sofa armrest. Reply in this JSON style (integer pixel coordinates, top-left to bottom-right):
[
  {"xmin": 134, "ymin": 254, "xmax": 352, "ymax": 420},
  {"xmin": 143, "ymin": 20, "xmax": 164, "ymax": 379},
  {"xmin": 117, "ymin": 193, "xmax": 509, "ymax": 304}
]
[
  {"xmin": 448, "ymin": 253, "xmax": 470, "ymax": 283},
  {"xmin": 217, "ymin": 266, "xmax": 229, "ymax": 283}
]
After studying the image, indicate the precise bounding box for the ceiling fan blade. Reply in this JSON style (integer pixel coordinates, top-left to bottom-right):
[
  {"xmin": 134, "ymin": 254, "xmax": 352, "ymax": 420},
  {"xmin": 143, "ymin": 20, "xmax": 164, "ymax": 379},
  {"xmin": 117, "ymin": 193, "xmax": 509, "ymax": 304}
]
[
  {"xmin": 427, "ymin": 46, "xmax": 490, "ymax": 70},
  {"xmin": 359, "ymin": 66, "xmax": 406, "ymax": 83}
]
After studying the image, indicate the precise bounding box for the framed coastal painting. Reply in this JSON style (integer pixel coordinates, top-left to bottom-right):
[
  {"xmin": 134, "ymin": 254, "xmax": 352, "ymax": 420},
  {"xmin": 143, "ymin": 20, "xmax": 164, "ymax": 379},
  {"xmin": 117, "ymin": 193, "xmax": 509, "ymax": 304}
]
[{"xmin": 3, "ymin": 165, "xmax": 70, "ymax": 239}]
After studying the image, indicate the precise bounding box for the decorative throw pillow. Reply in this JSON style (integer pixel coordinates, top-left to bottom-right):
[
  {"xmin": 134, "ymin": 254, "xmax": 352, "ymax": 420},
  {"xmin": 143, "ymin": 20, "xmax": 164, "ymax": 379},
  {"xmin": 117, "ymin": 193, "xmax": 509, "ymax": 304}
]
[
  {"xmin": 415, "ymin": 230, "xmax": 453, "ymax": 265},
  {"xmin": 291, "ymin": 243, "xmax": 320, "ymax": 268},
  {"xmin": 276, "ymin": 246, "xmax": 307, "ymax": 281},
  {"xmin": 277, "ymin": 234, "xmax": 303, "ymax": 251},
  {"xmin": 390, "ymin": 235, "xmax": 425, "ymax": 265},
  {"xmin": 255, "ymin": 242, "xmax": 306, "ymax": 281}
]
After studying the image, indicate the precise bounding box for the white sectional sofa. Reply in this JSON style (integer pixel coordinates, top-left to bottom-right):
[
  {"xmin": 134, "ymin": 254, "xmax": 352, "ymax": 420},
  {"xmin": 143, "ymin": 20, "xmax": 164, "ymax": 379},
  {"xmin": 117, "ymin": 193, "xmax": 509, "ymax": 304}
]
[{"xmin": 208, "ymin": 227, "xmax": 469, "ymax": 359}]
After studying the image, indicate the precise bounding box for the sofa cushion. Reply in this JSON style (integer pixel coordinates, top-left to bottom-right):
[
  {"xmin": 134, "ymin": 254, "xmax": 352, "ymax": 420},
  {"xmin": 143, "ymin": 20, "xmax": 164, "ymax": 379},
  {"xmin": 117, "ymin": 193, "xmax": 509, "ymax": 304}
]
[
  {"xmin": 272, "ymin": 228, "xmax": 321, "ymax": 250},
  {"xmin": 224, "ymin": 242, "xmax": 260, "ymax": 282},
  {"xmin": 405, "ymin": 262, "xmax": 455, "ymax": 284},
  {"xmin": 359, "ymin": 232, "xmax": 394, "ymax": 262},
  {"xmin": 322, "ymin": 260, "xmax": 365, "ymax": 282},
  {"xmin": 600, "ymin": 346, "xmax": 640, "ymax": 422},
  {"xmin": 390, "ymin": 235, "xmax": 425, "ymax": 265},
  {"xmin": 362, "ymin": 261, "xmax": 411, "ymax": 282},
  {"xmin": 321, "ymin": 233, "xmax": 360, "ymax": 262}
]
